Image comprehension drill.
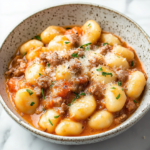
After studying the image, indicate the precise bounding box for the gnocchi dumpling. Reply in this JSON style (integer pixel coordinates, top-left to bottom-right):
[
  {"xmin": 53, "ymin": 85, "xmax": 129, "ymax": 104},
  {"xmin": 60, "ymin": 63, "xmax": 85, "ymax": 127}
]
[
  {"xmin": 56, "ymin": 64, "xmax": 72, "ymax": 81},
  {"xmin": 26, "ymin": 47, "xmax": 49, "ymax": 61},
  {"xmin": 25, "ymin": 63, "xmax": 45, "ymax": 84},
  {"xmin": 100, "ymin": 33, "xmax": 121, "ymax": 46},
  {"xmin": 80, "ymin": 20, "xmax": 101, "ymax": 45},
  {"xmin": 48, "ymin": 35, "xmax": 73, "ymax": 52},
  {"xmin": 105, "ymin": 84, "xmax": 127, "ymax": 112},
  {"xmin": 39, "ymin": 109, "xmax": 61, "ymax": 133},
  {"xmin": 112, "ymin": 45, "xmax": 134, "ymax": 61},
  {"xmin": 105, "ymin": 53, "xmax": 129, "ymax": 69},
  {"xmin": 20, "ymin": 39, "xmax": 44, "ymax": 55},
  {"xmin": 55, "ymin": 119, "xmax": 83, "ymax": 136},
  {"xmin": 69, "ymin": 95, "xmax": 96, "ymax": 120},
  {"xmin": 15, "ymin": 88, "xmax": 39, "ymax": 114},
  {"xmin": 88, "ymin": 110, "xmax": 113, "ymax": 129},
  {"xmin": 126, "ymin": 71, "xmax": 146, "ymax": 98},
  {"xmin": 41, "ymin": 26, "xmax": 66, "ymax": 44},
  {"xmin": 91, "ymin": 65, "xmax": 117, "ymax": 84}
]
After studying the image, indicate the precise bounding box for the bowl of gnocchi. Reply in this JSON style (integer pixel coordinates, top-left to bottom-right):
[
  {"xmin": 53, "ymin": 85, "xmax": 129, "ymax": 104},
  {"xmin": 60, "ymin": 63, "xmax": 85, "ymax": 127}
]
[{"xmin": 0, "ymin": 3, "xmax": 150, "ymax": 145}]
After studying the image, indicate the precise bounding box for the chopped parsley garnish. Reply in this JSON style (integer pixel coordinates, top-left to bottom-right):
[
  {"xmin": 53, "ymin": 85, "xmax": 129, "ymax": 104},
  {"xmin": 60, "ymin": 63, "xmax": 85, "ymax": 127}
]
[
  {"xmin": 88, "ymin": 23, "xmax": 91, "ymax": 27},
  {"xmin": 26, "ymin": 89, "xmax": 33, "ymax": 95},
  {"xmin": 102, "ymin": 72, "xmax": 113, "ymax": 77},
  {"xmin": 64, "ymin": 41, "xmax": 70, "ymax": 44},
  {"xmin": 30, "ymin": 102, "xmax": 35, "ymax": 106},
  {"xmin": 80, "ymin": 92, "xmax": 86, "ymax": 96},
  {"xmin": 39, "ymin": 73, "xmax": 42, "ymax": 76},
  {"xmin": 66, "ymin": 27, "xmax": 71, "ymax": 30},
  {"xmin": 117, "ymin": 56, "xmax": 120, "ymax": 58},
  {"xmin": 118, "ymin": 81, "xmax": 122, "ymax": 86},
  {"xmin": 80, "ymin": 43, "xmax": 91, "ymax": 48},
  {"xmin": 47, "ymin": 63, "xmax": 50, "ymax": 67},
  {"xmin": 85, "ymin": 46, "xmax": 90, "ymax": 51},
  {"xmin": 111, "ymin": 87, "xmax": 116, "ymax": 89},
  {"xmin": 131, "ymin": 61, "xmax": 134, "ymax": 66},
  {"xmin": 48, "ymin": 119, "xmax": 53, "ymax": 126},
  {"xmin": 23, "ymin": 52, "xmax": 27, "ymax": 57},
  {"xmin": 34, "ymin": 35, "xmax": 41, "ymax": 40},
  {"xmin": 133, "ymin": 100, "xmax": 137, "ymax": 103},
  {"xmin": 116, "ymin": 93, "xmax": 121, "ymax": 99},
  {"xmin": 68, "ymin": 93, "xmax": 80, "ymax": 106},
  {"xmin": 82, "ymin": 55, "xmax": 85, "ymax": 58},
  {"xmin": 43, "ymin": 108, "xmax": 46, "ymax": 111},
  {"xmin": 50, "ymin": 81, "xmax": 55, "ymax": 88},
  {"xmin": 103, "ymin": 43, "xmax": 108, "ymax": 46},
  {"xmin": 42, "ymin": 89, "xmax": 45, "ymax": 99},
  {"xmin": 71, "ymin": 52, "xmax": 78, "ymax": 57},
  {"xmin": 96, "ymin": 65, "xmax": 103, "ymax": 71},
  {"xmin": 54, "ymin": 115, "xmax": 60, "ymax": 118},
  {"xmin": 94, "ymin": 53, "xmax": 97, "ymax": 54}
]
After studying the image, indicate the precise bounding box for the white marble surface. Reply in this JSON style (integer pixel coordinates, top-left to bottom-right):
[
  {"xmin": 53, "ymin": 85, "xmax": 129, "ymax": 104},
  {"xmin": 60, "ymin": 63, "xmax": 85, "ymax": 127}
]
[{"xmin": 0, "ymin": 0, "xmax": 150, "ymax": 149}]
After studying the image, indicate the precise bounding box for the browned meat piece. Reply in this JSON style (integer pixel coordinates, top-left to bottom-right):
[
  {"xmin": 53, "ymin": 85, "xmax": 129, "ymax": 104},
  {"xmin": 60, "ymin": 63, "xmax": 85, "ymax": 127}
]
[
  {"xmin": 114, "ymin": 114, "xmax": 127, "ymax": 124},
  {"xmin": 60, "ymin": 103, "xmax": 69, "ymax": 115},
  {"xmin": 126, "ymin": 98, "xmax": 137, "ymax": 113},
  {"xmin": 70, "ymin": 48, "xmax": 84, "ymax": 58},
  {"xmin": 46, "ymin": 52, "xmax": 61, "ymax": 66},
  {"xmin": 34, "ymin": 86, "xmax": 42, "ymax": 96},
  {"xmin": 99, "ymin": 45, "xmax": 112, "ymax": 55},
  {"xmin": 88, "ymin": 83, "xmax": 105, "ymax": 98},
  {"xmin": 116, "ymin": 70, "xmax": 128, "ymax": 82},
  {"xmin": 37, "ymin": 75, "xmax": 51, "ymax": 89},
  {"xmin": 53, "ymin": 97, "xmax": 64, "ymax": 107},
  {"xmin": 69, "ymin": 59, "xmax": 82, "ymax": 74},
  {"xmin": 5, "ymin": 59, "xmax": 27, "ymax": 77},
  {"xmin": 65, "ymin": 33, "xmax": 80, "ymax": 47},
  {"xmin": 89, "ymin": 55, "xmax": 106, "ymax": 67},
  {"xmin": 40, "ymin": 52, "xmax": 62, "ymax": 66}
]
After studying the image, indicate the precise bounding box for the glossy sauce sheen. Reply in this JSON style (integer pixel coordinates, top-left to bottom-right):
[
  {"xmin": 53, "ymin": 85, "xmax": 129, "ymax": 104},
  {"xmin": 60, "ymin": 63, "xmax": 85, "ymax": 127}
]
[{"xmin": 5, "ymin": 20, "xmax": 147, "ymax": 136}]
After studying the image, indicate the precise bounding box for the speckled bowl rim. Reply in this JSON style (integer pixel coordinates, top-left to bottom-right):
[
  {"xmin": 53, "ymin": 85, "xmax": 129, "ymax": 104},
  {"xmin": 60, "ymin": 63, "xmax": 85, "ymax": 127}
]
[{"xmin": 0, "ymin": 2, "xmax": 150, "ymax": 145}]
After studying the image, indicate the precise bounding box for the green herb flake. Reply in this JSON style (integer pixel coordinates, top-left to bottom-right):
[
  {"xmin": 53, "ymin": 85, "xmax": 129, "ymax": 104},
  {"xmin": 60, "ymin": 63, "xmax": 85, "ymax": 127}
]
[
  {"xmin": 54, "ymin": 115, "xmax": 60, "ymax": 118},
  {"xmin": 103, "ymin": 43, "xmax": 109, "ymax": 46},
  {"xmin": 43, "ymin": 108, "xmax": 46, "ymax": 111},
  {"xmin": 88, "ymin": 23, "xmax": 91, "ymax": 27},
  {"xmin": 80, "ymin": 92, "xmax": 86, "ymax": 96},
  {"xmin": 71, "ymin": 52, "xmax": 78, "ymax": 57},
  {"xmin": 50, "ymin": 81, "xmax": 55, "ymax": 88},
  {"xmin": 47, "ymin": 63, "xmax": 50, "ymax": 67},
  {"xmin": 118, "ymin": 81, "xmax": 122, "ymax": 86},
  {"xmin": 66, "ymin": 27, "xmax": 71, "ymax": 30},
  {"xmin": 74, "ymin": 92, "xmax": 80, "ymax": 99},
  {"xmin": 34, "ymin": 35, "xmax": 41, "ymax": 40},
  {"xmin": 80, "ymin": 43, "xmax": 91, "ymax": 48},
  {"xmin": 102, "ymin": 72, "xmax": 113, "ymax": 77},
  {"xmin": 24, "ymin": 80, "xmax": 27, "ymax": 82},
  {"xmin": 94, "ymin": 53, "xmax": 97, "ymax": 54},
  {"xmin": 117, "ymin": 56, "xmax": 120, "ymax": 58},
  {"xmin": 68, "ymin": 103, "xmax": 71, "ymax": 106},
  {"xmin": 23, "ymin": 52, "xmax": 27, "ymax": 57},
  {"xmin": 26, "ymin": 89, "xmax": 33, "ymax": 95},
  {"xmin": 82, "ymin": 55, "xmax": 85, "ymax": 59},
  {"xmin": 131, "ymin": 61, "xmax": 134, "ymax": 67},
  {"xmin": 96, "ymin": 65, "xmax": 103, "ymax": 72},
  {"xmin": 48, "ymin": 119, "xmax": 53, "ymax": 126},
  {"xmin": 42, "ymin": 89, "xmax": 45, "ymax": 99},
  {"xmin": 133, "ymin": 100, "xmax": 137, "ymax": 103},
  {"xmin": 111, "ymin": 87, "xmax": 116, "ymax": 89},
  {"xmin": 116, "ymin": 93, "xmax": 121, "ymax": 99},
  {"xmin": 85, "ymin": 46, "xmax": 90, "ymax": 51},
  {"xmin": 39, "ymin": 73, "xmax": 42, "ymax": 76},
  {"xmin": 122, "ymin": 88, "xmax": 124, "ymax": 91},
  {"xmin": 30, "ymin": 102, "xmax": 35, "ymax": 106},
  {"xmin": 64, "ymin": 41, "xmax": 70, "ymax": 44}
]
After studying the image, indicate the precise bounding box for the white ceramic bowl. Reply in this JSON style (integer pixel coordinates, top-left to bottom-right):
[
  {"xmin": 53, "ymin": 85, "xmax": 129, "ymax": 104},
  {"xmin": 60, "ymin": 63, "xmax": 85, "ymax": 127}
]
[{"xmin": 0, "ymin": 3, "xmax": 150, "ymax": 145}]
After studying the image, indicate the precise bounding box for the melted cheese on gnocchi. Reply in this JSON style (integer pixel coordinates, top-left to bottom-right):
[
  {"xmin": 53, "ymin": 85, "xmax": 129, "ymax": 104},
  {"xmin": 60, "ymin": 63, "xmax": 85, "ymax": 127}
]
[{"xmin": 5, "ymin": 20, "xmax": 147, "ymax": 136}]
